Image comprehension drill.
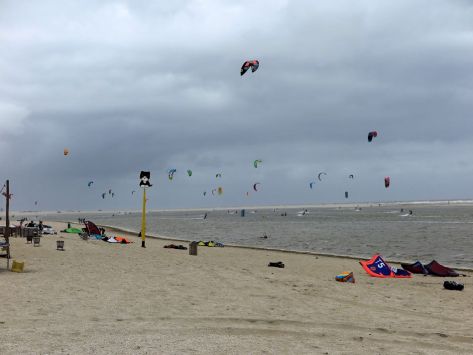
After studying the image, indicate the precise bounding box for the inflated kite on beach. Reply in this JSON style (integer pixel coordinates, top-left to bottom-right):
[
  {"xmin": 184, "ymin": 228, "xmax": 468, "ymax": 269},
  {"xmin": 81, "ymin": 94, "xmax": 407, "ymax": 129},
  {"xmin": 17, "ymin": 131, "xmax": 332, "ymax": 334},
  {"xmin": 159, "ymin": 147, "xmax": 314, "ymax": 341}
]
[{"xmin": 360, "ymin": 254, "xmax": 411, "ymax": 278}]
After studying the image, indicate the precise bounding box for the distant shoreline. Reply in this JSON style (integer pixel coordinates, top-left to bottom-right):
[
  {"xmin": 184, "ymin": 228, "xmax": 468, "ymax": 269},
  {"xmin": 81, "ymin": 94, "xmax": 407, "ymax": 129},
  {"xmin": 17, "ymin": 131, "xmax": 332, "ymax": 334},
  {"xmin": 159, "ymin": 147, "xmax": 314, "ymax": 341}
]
[{"xmin": 12, "ymin": 198, "xmax": 473, "ymax": 216}]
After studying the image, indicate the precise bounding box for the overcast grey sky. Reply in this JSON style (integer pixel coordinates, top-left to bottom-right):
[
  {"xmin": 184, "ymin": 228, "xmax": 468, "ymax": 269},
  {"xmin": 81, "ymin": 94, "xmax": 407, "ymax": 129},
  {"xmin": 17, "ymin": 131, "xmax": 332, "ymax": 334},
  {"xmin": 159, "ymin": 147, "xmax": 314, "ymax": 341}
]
[{"xmin": 1, "ymin": 0, "xmax": 473, "ymax": 211}]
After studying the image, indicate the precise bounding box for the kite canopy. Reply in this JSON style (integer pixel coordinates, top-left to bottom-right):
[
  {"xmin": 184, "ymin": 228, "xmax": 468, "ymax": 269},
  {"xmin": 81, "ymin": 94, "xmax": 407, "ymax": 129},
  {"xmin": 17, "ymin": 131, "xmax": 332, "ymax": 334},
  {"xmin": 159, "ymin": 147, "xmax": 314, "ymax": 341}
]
[
  {"xmin": 168, "ymin": 169, "xmax": 177, "ymax": 180},
  {"xmin": 317, "ymin": 172, "xmax": 327, "ymax": 181},
  {"xmin": 360, "ymin": 254, "xmax": 411, "ymax": 278},
  {"xmin": 253, "ymin": 159, "xmax": 262, "ymax": 168},
  {"xmin": 187, "ymin": 169, "xmax": 192, "ymax": 177},
  {"xmin": 384, "ymin": 176, "xmax": 390, "ymax": 188},
  {"xmin": 215, "ymin": 173, "xmax": 222, "ymax": 178},
  {"xmin": 241, "ymin": 60, "xmax": 259, "ymax": 76},
  {"xmin": 217, "ymin": 187, "xmax": 223, "ymax": 195},
  {"xmin": 63, "ymin": 148, "xmax": 69, "ymax": 156},
  {"xmin": 345, "ymin": 191, "xmax": 348, "ymax": 199},
  {"xmin": 253, "ymin": 182, "xmax": 261, "ymax": 191},
  {"xmin": 401, "ymin": 261, "xmax": 429, "ymax": 275},
  {"xmin": 349, "ymin": 174, "xmax": 354, "ymax": 179},
  {"xmin": 88, "ymin": 181, "xmax": 94, "ymax": 187},
  {"xmin": 309, "ymin": 182, "xmax": 316, "ymax": 189},
  {"xmin": 425, "ymin": 260, "xmax": 459, "ymax": 277},
  {"xmin": 101, "ymin": 193, "xmax": 106, "ymax": 199},
  {"xmin": 368, "ymin": 131, "xmax": 378, "ymax": 142}
]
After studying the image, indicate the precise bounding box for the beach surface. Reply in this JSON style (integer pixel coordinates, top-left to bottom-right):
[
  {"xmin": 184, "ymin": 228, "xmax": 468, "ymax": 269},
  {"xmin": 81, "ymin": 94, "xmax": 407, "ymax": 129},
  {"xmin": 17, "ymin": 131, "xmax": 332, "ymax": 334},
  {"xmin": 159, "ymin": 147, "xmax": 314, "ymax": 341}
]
[{"xmin": 1, "ymin": 221, "xmax": 472, "ymax": 354}]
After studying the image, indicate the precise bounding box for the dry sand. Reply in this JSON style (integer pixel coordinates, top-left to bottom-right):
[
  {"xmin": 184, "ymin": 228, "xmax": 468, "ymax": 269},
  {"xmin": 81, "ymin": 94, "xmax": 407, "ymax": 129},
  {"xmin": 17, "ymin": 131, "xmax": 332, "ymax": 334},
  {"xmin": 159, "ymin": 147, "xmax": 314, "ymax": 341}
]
[{"xmin": 0, "ymin": 221, "xmax": 472, "ymax": 354}]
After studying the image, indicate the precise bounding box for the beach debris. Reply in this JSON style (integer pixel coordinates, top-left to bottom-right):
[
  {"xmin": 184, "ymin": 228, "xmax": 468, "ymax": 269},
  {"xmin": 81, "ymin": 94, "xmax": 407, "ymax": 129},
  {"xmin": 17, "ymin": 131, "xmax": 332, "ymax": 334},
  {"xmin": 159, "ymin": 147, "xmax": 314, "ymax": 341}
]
[
  {"xmin": 335, "ymin": 271, "xmax": 355, "ymax": 283},
  {"xmin": 11, "ymin": 260, "xmax": 24, "ymax": 273},
  {"xmin": 443, "ymin": 281, "xmax": 464, "ymax": 291},
  {"xmin": 164, "ymin": 244, "xmax": 188, "ymax": 250},
  {"xmin": 254, "ymin": 159, "xmax": 262, "ymax": 168},
  {"xmin": 56, "ymin": 240, "xmax": 65, "ymax": 251},
  {"xmin": 368, "ymin": 131, "xmax": 378, "ymax": 142},
  {"xmin": 241, "ymin": 60, "xmax": 259, "ymax": 76},
  {"xmin": 360, "ymin": 254, "xmax": 411, "ymax": 278},
  {"xmin": 384, "ymin": 176, "xmax": 390, "ymax": 188},
  {"xmin": 318, "ymin": 172, "xmax": 327, "ymax": 181},
  {"xmin": 268, "ymin": 261, "xmax": 285, "ymax": 268},
  {"xmin": 253, "ymin": 182, "xmax": 261, "ymax": 192}
]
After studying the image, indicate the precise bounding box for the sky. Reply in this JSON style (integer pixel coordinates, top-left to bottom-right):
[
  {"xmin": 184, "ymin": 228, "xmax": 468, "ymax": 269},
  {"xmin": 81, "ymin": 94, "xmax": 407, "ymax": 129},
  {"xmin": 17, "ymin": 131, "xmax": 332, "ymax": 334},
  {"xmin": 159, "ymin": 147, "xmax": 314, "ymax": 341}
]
[{"xmin": 1, "ymin": 0, "xmax": 473, "ymax": 211}]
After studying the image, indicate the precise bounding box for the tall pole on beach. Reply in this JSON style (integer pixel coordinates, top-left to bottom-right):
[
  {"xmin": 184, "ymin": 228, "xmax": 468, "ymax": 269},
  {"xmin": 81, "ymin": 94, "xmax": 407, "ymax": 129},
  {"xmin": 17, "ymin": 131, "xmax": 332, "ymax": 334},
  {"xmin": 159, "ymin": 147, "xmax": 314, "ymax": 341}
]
[
  {"xmin": 141, "ymin": 187, "xmax": 146, "ymax": 248},
  {"xmin": 139, "ymin": 171, "xmax": 152, "ymax": 248},
  {"xmin": 5, "ymin": 180, "xmax": 10, "ymax": 242}
]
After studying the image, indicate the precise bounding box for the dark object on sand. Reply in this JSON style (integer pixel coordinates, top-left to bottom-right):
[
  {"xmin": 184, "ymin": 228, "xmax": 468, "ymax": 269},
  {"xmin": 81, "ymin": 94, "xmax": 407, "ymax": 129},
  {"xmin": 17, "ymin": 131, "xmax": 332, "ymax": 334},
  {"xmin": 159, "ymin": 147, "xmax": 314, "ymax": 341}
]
[
  {"xmin": 268, "ymin": 261, "xmax": 285, "ymax": 268},
  {"xmin": 189, "ymin": 241, "xmax": 198, "ymax": 256},
  {"xmin": 425, "ymin": 260, "xmax": 459, "ymax": 277},
  {"xmin": 164, "ymin": 244, "xmax": 188, "ymax": 250},
  {"xmin": 443, "ymin": 281, "xmax": 464, "ymax": 291}
]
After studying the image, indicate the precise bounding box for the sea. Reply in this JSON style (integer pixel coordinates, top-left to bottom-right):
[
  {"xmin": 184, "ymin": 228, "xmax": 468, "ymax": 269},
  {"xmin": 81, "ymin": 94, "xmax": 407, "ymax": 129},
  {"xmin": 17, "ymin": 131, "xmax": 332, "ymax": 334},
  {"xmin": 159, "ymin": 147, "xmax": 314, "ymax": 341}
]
[{"xmin": 29, "ymin": 202, "xmax": 473, "ymax": 269}]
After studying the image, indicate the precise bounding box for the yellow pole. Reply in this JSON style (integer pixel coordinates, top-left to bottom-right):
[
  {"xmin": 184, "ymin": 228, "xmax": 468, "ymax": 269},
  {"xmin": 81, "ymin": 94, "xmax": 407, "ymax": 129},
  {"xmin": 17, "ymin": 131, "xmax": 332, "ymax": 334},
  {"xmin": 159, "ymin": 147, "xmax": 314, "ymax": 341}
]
[{"xmin": 141, "ymin": 187, "xmax": 146, "ymax": 248}]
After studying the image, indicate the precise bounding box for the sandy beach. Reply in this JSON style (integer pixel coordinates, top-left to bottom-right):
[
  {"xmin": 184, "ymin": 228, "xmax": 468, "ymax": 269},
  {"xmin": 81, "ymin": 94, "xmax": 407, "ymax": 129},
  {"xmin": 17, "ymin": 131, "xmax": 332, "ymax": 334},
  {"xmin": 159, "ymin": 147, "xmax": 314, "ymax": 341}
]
[{"xmin": 0, "ymin": 221, "xmax": 471, "ymax": 354}]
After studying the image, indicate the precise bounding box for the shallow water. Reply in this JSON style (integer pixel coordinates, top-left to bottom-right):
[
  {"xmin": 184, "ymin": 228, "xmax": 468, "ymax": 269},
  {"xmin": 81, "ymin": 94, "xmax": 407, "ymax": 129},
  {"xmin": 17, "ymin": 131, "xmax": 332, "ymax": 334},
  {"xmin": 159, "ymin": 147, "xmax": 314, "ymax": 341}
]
[{"xmin": 40, "ymin": 204, "xmax": 473, "ymax": 268}]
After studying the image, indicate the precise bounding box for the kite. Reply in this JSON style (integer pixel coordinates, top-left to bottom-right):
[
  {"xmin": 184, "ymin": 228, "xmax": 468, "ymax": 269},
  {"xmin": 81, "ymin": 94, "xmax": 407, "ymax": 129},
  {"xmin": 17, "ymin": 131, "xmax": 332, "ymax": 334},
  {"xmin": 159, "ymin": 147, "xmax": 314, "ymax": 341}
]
[
  {"xmin": 368, "ymin": 131, "xmax": 378, "ymax": 142},
  {"xmin": 203, "ymin": 191, "xmax": 207, "ymax": 196},
  {"xmin": 131, "ymin": 190, "xmax": 136, "ymax": 195},
  {"xmin": 63, "ymin": 148, "xmax": 69, "ymax": 156},
  {"xmin": 34, "ymin": 201, "xmax": 38, "ymax": 205},
  {"xmin": 211, "ymin": 189, "xmax": 217, "ymax": 196},
  {"xmin": 309, "ymin": 182, "xmax": 316, "ymax": 189},
  {"xmin": 108, "ymin": 189, "xmax": 112, "ymax": 195},
  {"xmin": 253, "ymin": 182, "xmax": 261, "ymax": 192},
  {"xmin": 215, "ymin": 173, "xmax": 222, "ymax": 178},
  {"xmin": 241, "ymin": 60, "xmax": 259, "ymax": 76},
  {"xmin": 254, "ymin": 159, "xmax": 262, "ymax": 168},
  {"xmin": 348, "ymin": 174, "xmax": 354, "ymax": 179},
  {"xmin": 345, "ymin": 191, "xmax": 349, "ymax": 199},
  {"xmin": 317, "ymin": 172, "xmax": 327, "ymax": 181},
  {"xmin": 111, "ymin": 192, "xmax": 115, "ymax": 198},
  {"xmin": 88, "ymin": 181, "xmax": 94, "ymax": 187},
  {"xmin": 384, "ymin": 176, "xmax": 390, "ymax": 188},
  {"xmin": 218, "ymin": 187, "xmax": 223, "ymax": 195},
  {"xmin": 101, "ymin": 193, "xmax": 106, "ymax": 199},
  {"xmin": 187, "ymin": 169, "xmax": 193, "ymax": 177},
  {"xmin": 168, "ymin": 169, "xmax": 177, "ymax": 180}
]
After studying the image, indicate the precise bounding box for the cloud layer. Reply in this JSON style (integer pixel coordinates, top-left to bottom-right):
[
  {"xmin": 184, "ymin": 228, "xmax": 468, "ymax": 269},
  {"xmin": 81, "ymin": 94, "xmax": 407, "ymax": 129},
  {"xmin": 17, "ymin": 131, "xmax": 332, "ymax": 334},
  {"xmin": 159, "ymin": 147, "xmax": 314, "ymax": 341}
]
[{"xmin": 1, "ymin": 0, "xmax": 473, "ymax": 211}]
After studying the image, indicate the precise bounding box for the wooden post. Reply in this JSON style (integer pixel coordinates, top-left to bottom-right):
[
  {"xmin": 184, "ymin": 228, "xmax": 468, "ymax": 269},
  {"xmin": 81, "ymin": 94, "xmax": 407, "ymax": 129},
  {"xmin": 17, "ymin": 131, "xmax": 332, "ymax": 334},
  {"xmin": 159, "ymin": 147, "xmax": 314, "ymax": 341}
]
[{"xmin": 5, "ymin": 180, "xmax": 10, "ymax": 242}]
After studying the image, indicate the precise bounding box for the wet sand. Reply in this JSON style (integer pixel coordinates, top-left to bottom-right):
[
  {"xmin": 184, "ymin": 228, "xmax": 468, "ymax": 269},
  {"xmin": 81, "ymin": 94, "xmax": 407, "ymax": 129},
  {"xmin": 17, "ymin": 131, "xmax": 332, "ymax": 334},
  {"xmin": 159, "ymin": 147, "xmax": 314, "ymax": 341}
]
[{"xmin": 0, "ymin": 221, "xmax": 472, "ymax": 354}]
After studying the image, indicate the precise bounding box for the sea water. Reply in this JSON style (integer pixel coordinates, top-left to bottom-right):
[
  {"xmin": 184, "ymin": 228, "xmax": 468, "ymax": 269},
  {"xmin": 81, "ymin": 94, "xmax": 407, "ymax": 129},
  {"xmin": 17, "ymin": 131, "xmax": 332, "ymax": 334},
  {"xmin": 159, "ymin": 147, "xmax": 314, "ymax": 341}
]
[{"xmin": 39, "ymin": 203, "xmax": 473, "ymax": 268}]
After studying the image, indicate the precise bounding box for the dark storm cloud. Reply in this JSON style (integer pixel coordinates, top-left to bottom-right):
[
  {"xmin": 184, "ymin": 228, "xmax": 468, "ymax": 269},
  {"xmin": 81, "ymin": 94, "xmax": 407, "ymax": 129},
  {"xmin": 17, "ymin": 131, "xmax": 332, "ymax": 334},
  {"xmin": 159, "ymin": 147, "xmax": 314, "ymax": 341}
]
[{"xmin": 1, "ymin": 0, "xmax": 473, "ymax": 210}]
